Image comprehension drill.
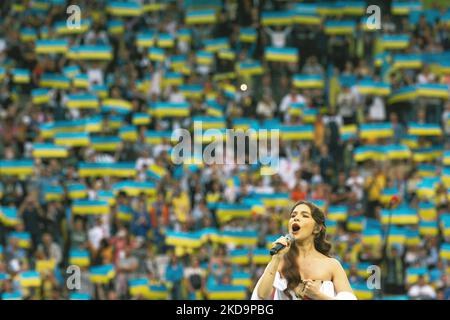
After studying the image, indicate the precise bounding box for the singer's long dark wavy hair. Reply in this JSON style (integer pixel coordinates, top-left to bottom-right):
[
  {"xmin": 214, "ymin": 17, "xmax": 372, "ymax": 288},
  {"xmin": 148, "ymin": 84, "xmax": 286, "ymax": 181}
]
[{"xmin": 280, "ymin": 200, "xmax": 332, "ymax": 299}]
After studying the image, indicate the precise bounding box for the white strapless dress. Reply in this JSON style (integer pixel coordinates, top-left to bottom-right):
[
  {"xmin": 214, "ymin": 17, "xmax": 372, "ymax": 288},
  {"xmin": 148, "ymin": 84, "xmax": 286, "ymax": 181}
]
[{"xmin": 251, "ymin": 272, "xmax": 357, "ymax": 300}]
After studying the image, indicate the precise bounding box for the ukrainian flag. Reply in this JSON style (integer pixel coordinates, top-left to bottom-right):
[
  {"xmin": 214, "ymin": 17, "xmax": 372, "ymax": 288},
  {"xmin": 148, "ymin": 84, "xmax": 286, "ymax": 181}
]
[
  {"xmin": 288, "ymin": 102, "xmax": 305, "ymax": 117},
  {"xmin": 63, "ymin": 65, "xmax": 80, "ymax": 79},
  {"xmin": 347, "ymin": 216, "xmax": 365, "ymax": 232},
  {"xmin": 408, "ymin": 122, "xmax": 442, "ymax": 136},
  {"xmin": 229, "ymin": 249, "xmax": 250, "ymax": 265},
  {"xmin": 419, "ymin": 220, "xmax": 439, "ymax": 236},
  {"xmin": 35, "ymin": 39, "xmax": 68, "ymax": 54},
  {"xmin": 405, "ymin": 228, "xmax": 421, "ymax": 246},
  {"xmin": 144, "ymin": 284, "xmax": 169, "ymax": 300},
  {"xmin": 324, "ymin": 21, "xmax": 356, "ymax": 35},
  {"xmin": 236, "ymin": 61, "xmax": 264, "ymax": 76},
  {"xmin": 239, "ymin": 28, "xmax": 257, "ymax": 43},
  {"xmin": 302, "ymin": 108, "xmax": 318, "ymax": 123},
  {"xmin": 97, "ymin": 190, "xmax": 116, "ymax": 206},
  {"xmin": 31, "ymin": 88, "xmax": 51, "ymax": 105},
  {"xmin": 252, "ymin": 248, "xmax": 271, "ymax": 265},
  {"xmin": 107, "ymin": 115, "xmax": 125, "ymax": 130},
  {"xmin": 112, "ymin": 181, "xmax": 156, "ymax": 197},
  {"xmin": 9, "ymin": 232, "xmax": 31, "ymax": 249},
  {"xmin": 216, "ymin": 203, "xmax": 252, "ymax": 223},
  {"xmin": 129, "ymin": 278, "xmax": 150, "ymax": 297},
  {"xmin": 148, "ymin": 47, "xmax": 165, "ymax": 61},
  {"xmin": 0, "ymin": 67, "xmax": 5, "ymax": 82},
  {"xmin": 401, "ymin": 135, "xmax": 419, "ymax": 149},
  {"xmin": 392, "ymin": 54, "xmax": 422, "ymax": 69},
  {"xmin": 380, "ymin": 188, "xmax": 401, "ymax": 206},
  {"xmin": 131, "ymin": 112, "xmax": 150, "ymax": 126},
  {"xmin": 69, "ymin": 249, "xmax": 90, "ymax": 267},
  {"xmin": 359, "ymin": 122, "xmax": 393, "ymax": 139},
  {"xmin": 20, "ymin": 28, "xmax": 37, "ymax": 42},
  {"xmin": 440, "ymin": 243, "xmax": 450, "ymax": 261},
  {"xmin": 406, "ymin": 267, "xmax": 428, "ymax": 285},
  {"xmin": 242, "ymin": 197, "xmax": 265, "ymax": 215},
  {"xmin": 165, "ymin": 230, "xmax": 202, "ymax": 248},
  {"xmin": 54, "ymin": 132, "xmax": 90, "ymax": 147},
  {"xmin": 340, "ymin": 124, "xmax": 358, "ymax": 141},
  {"xmin": 39, "ymin": 73, "xmax": 70, "ymax": 89},
  {"xmin": 295, "ymin": 13, "xmax": 321, "ymax": 25},
  {"xmin": 204, "ymin": 38, "xmax": 229, "ymax": 53},
  {"xmin": 380, "ymin": 34, "xmax": 410, "ymax": 50},
  {"xmin": 196, "ymin": 51, "xmax": 214, "ymax": 65},
  {"xmin": 255, "ymin": 193, "xmax": 290, "ymax": 208},
  {"xmin": 90, "ymin": 264, "xmax": 116, "ymax": 284},
  {"xmin": 198, "ymin": 227, "xmax": 221, "ymax": 243},
  {"xmin": 232, "ymin": 272, "xmax": 252, "ymax": 288},
  {"xmin": 352, "ymin": 283, "xmax": 375, "ymax": 300},
  {"xmin": 206, "ymin": 101, "xmax": 224, "ymax": 117},
  {"xmin": 417, "ymin": 177, "xmax": 440, "ymax": 198},
  {"xmin": 361, "ymin": 228, "xmax": 382, "ymax": 246},
  {"xmin": 0, "ymin": 207, "xmax": 20, "ymax": 227},
  {"xmin": 177, "ymin": 28, "xmax": 192, "ymax": 42},
  {"xmin": 374, "ymin": 52, "xmax": 390, "ymax": 67},
  {"xmin": 443, "ymin": 151, "xmax": 450, "ymax": 166},
  {"xmin": 418, "ymin": 202, "xmax": 437, "ymax": 221},
  {"xmin": 12, "ymin": 68, "xmax": 30, "ymax": 84},
  {"xmin": 92, "ymin": 84, "xmax": 108, "ymax": 99},
  {"xmin": 109, "ymin": 163, "xmax": 137, "ymax": 178},
  {"xmin": 416, "ymin": 84, "xmax": 449, "ymax": 99},
  {"xmin": 163, "ymin": 72, "xmax": 183, "ymax": 87},
  {"xmin": 108, "ymin": 20, "xmax": 124, "ymax": 35},
  {"xmin": 179, "ymin": 84, "xmax": 204, "ymax": 99},
  {"xmin": 222, "ymin": 84, "xmax": 237, "ymax": 100},
  {"xmin": 443, "ymin": 168, "xmax": 450, "ymax": 188},
  {"xmin": 206, "ymin": 284, "xmax": 247, "ymax": 300},
  {"xmin": 143, "ymin": 1, "xmax": 167, "ymax": 12},
  {"xmin": 261, "ymin": 11, "xmax": 294, "ymax": 26},
  {"xmin": 385, "ymin": 144, "xmax": 411, "ymax": 160},
  {"xmin": 0, "ymin": 184, "xmax": 3, "ymax": 199},
  {"xmin": 192, "ymin": 116, "xmax": 226, "ymax": 130},
  {"xmin": 413, "ymin": 147, "xmax": 442, "ymax": 163},
  {"xmin": 118, "ymin": 125, "xmax": 138, "ymax": 142},
  {"xmin": 150, "ymin": 102, "xmax": 190, "ymax": 118},
  {"xmin": 280, "ymin": 125, "xmax": 314, "ymax": 141},
  {"xmin": 186, "ymin": 9, "xmax": 217, "ymax": 25},
  {"xmin": 73, "ymin": 74, "xmax": 89, "ymax": 88},
  {"xmin": 157, "ymin": 33, "xmax": 175, "ymax": 48},
  {"xmin": 72, "ymin": 45, "xmax": 113, "ymax": 60},
  {"xmin": 293, "ymin": 74, "xmax": 324, "ymax": 89},
  {"xmin": 392, "ymin": 1, "xmax": 422, "ymax": 15},
  {"xmin": 32, "ymin": 143, "xmax": 68, "ymax": 159},
  {"xmin": 381, "ymin": 206, "xmax": 418, "ymax": 225},
  {"xmin": 68, "ymin": 184, "xmax": 87, "ymax": 200},
  {"xmin": 327, "ymin": 206, "xmax": 348, "ymax": 222},
  {"xmin": 356, "ymin": 81, "xmax": 391, "ymax": 96},
  {"xmin": 0, "ymin": 160, "xmax": 34, "ymax": 176},
  {"xmin": 101, "ymin": 98, "xmax": 132, "ymax": 113},
  {"xmin": 72, "ymin": 200, "xmax": 110, "ymax": 215},
  {"xmin": 136, "ymin": 32, "xmax": 155, "ymax": 47},
  {"xmin": 386, "ymin": 227, "xmax": 407, "ymax": 246},
  {"xmin": 145, "ymin": 130, "xmax": 172, "ymax": 144},
  {"xmin": 107, "ymin": 1, "xmax": 142, "ymax": 16},
  {"xmin": 219, "ymin": 230, "xmax": 258, "ymax": 246},
  {"xmin": 146, "ymin": 164, "xmax": 167, "ymax": 181},
  {"xmin": 117, "ymin": 205, "xmax": 134, "ymax": 222},
  {"xmin": 66, "ymin": 93, "xmax": 99, "ymax": 109},
  {"xmin": 19, "ymin": 271, "xmax": 41, "ymax": 288},
  {"xmin": 417, "ymin": 164, "xmax": 437, "ymax": 178},
  {"xmin": 170, "ymin": 55, "xmax": 187, "ymax": 71},
  {"xmin": 90, "ymin": 136, "xmax": 121, "ymax": 152},
  {"xmin": 54, "ymin": 19, "xmax": 91, "ymax": 35},
  {"xmin": 265, "ymin": 47, "xmax": 298, "ymax": 63},
  {"xmin": 309, "ymin": 199, "xmax": 326, "ymax": 212},
  {"xmin": 78, "ymin": 162, "xmax": 111, "ymax": 177}
]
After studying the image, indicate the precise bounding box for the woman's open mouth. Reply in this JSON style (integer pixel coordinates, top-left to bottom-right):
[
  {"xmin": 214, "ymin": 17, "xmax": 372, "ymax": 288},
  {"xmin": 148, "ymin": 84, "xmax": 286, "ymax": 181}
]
[{"xmin": 291, "ymin": 223, "xmax": 301, "ymax": 233}]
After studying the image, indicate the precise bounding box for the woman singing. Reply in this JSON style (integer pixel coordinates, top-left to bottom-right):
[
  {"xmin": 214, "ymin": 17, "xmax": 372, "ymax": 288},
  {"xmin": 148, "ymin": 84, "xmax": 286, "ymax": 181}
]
[{"xmin": 252, "ymin": 200, "xmax": 357, "ymax": 300}]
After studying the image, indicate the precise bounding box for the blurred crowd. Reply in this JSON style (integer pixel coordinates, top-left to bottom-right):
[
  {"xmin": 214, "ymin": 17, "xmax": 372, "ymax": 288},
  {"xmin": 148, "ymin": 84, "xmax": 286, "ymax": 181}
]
[{"xmin": 0, "ymin": 0, "xmax": 450, "ymax": 300}]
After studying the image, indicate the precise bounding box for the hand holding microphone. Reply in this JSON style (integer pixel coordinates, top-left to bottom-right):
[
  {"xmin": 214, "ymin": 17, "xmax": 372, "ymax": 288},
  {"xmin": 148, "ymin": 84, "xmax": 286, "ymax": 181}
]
[{"xmin": 270, "ymin": 234, "xmax": 294, "ymax": 256}]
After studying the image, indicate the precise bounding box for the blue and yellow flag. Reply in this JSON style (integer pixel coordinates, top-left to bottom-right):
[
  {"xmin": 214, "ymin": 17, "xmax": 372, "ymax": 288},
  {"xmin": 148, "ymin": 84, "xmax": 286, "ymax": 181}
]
[
  {"xmin": 381, "ymin": 206, "xmax": 418, "ymax": 225},
  {"xmin": 392, "ymin": 54, "xmax": 422, "ymax": 69},
  {"xmin": 327, "ymin": 206, "xmax": 348, "ymax": 222},
  {"xmin": 196, "ymin": 50, "xmax": 214, "ymax": 65},
  {"xmin": 229, "ymin": 249, "xmax": 250, "ymax": 265},
  {"xmin": 9, "ymin": 231, "xmax": 31, "ymax": 249},
  {"xmin": 129, "ymin": 278, "xmax": 150, "ymax": 297},
  {"xmin": 73, "ymin": 74, "xmax": 90, "ymax": 89},
  {"xmin": 112, "ymin": 181, "xmax": 156, "ymax": 197},
  {"xmin": 232, "ymin": 272, "xmax": 252, "ymax": 288},
  {"xmin": 356, "ymin": 81, "xmax": 391, "ymax": 96},
  {"xmin": 177, "ymin": 28, "xmax": 192, "ymax": 42},
  {"xmin": 204, "ymin": 38, "xmax": 229, "ymax": 53},
  {"xmin": 19, "ymin": 271, "xmax": 41, "ymax": 288},
  {"xmin": 413, "ymin": 146, "xmax": 443, "ymax": 163},
  {"xmin": 440, "ymin": 243, "xmax": 450, "ymax": 261},
  {"xmin": 31, "ymin": 88, "xmax": 51, "ymax": 105},
  {"xmin": 54, "ymin": 19, "xmax": 91, "ymax": 35},
  {"xmin": 72, "ymin": 200, "xmax": 110, "ymax": 215},
  {"xmin": 150, "ymin": 102, "xmax": 190, "ymax": 118},
  {"xmin": 219, "ymin": 230, "xmax": 258, "ymax": 246},
  {"xmin": 324, "ymin": 20, "xmax": 356, "ymax": 35},
  {"xmin": 145, "ymin": 284, "xmax": 169, "ymax": 300},
  {"xmin": 0, "ymin": 160, "xmax": 34, "ymax": 176},
  {"xmin": 186, "ymin": 9, "xmax": 217, "ymax": 25},
  {"xmin": 359, "ymin": 122, "xmax": 393, "ymax": 139},
  {"xmin": 206, "ymin": 284, "xmax": 247, "ymax": 300},
  {"xmin": 417, "ymin": 164, "xmax": 437, "ymax": 178},
  {"xmin": 216, "ymin": 203, "xmax": 252, "ymax": 223},
  {"xmin": 280, "ymin": 125, "xmax": 314, "ymax": 141},
  {"xmin": 71, "ymin": 45, "xmax": 113, "ymax": 60},
  {"xmin": 107, "ymin": 1, "xmax": 142, "ymax": 16},
  {"xmin": 145, "ymin": 130, "xmax": 172, "ymax": 144},
  {"xmin": 0, "ymin": 207, "xmax": 20, "ymax": 227},
  {"xmin": 54, "ymin": 132, "xmax": 90, "ymax": 147},
  {"xmin": 265, "ymin": 47, "xmax": 298, "ymax": 63},
  {"xmin": 392, "ymin": 1, "xmax": 422, "ymax": 15},
  {"xmin": 295, "ymin": 13, "xmax": 321, "ymax": 25},
  {"xmin": 108, "ymin": 20, "xmax": 125, "ymax": 35},
  {"xmin": 405, "ymin": 228, "xmax": 421, "ymax": 246},
  {"xmin": 20, "ymin": 27, "xmax": 37, "ymax": 42},
  {"xmin": 380, "ymin": 188, "xmax": 401, "ymax": 205},
  {"xmin": 97, "ymin": 190, "xmax": 116, "ymax": 206},
  {"xmin": 136, "ymin": 32, "xmax": 155, "ymax": 47},
  {"xmin": 90, "ymin": 136, "xmax": 122, "ymax": 152},
  {"xmin": 380, "ymin": 34, "xmax": 410, "ymax": 50},
  {"xmin": 192, "ymin": 116, "xmax": 226, "ymax": 130},
  {"xmin": 385, "ymin": 144, "xmax": 411, "ymax": 160},
  {"xmin": 39, "ymin": 73, "xmax": 70, "ymax": 89},
  {"xmin": 66, "ymin": 93, "xmax": 99, "ymax": 109},
  {"xmin": 179, "ymin": 84, "xmax": 204, "ymax": 99},
  {"xmin": 261, "ymin": 11, "xmax": 294, "ymax": 26},
  {"xmin": 90, "ymin": 264, "xmax": 116, "ymax": 284},
  {"xmin": 347, "ymin": 216, "xmax": 365, "ymax": 232},
  {"xmin": 352, "ymin": 283, "xmax": 375, "ymax": 300},
  {"xmin": 386, "ymin": 227, "xmax": 407, "ymax": 246},
  {"xmin": 12, "ymin": 68, "xmax": 30, "ymax": 84},
  {"xmin": 361, "ymin": 227, "xmax": 382, "ymax": 246},
  {"xmin": 388, "ymin": 85, "xmax": 418, "ymax": 104},
  {"xmin": 157, "ymin": 33, "xmax": 175, "ymax": 48},
  {"xmin": 68, "ymin": 183, "xmax": 87, "ymax": 200},
  {"xmin": 69, "ymin": 249, "xmax": 90, "ymax": 267},
  {"xmin": 416, "ymin": 177, "xmax": 440, "ymax": 198},
  {"xmin": 163, "ymin": 72, "xmax": 183, "ymax": 87},
  {"xmin": 253, "ymin": 248, "xmax": 271, "ymax": 265},
  {"xmin": 117, "ymin": 205, "xmax": 134, "ymax": 223},
  {"xmin": 35, "ymin": 39, "xmax": 68, "ymax": 54},
  {"xmin": 419, "ymin": 220, "xmax": 439, "ymax": 236},
  {"xmin": 101, "ymin": 98, "xmax": 132, "ymax": 113},
  {"xmin": 293, "ymin": 74, "xmax": 324, "ymax": 89},
  {"xmin": 406, "ymin": 267, "xmax": 428, "ymax": 284},
  {"xmin": 239, "ymin": 28, "xmax": 257, "ymax": 43},
  {"xmin": 165, "ymin": 230, "xmax": 203, "ymax": 249},
  {"xmin": 43, "ymin": 185, "xmax": 65, "ymax": 202},
  {"xmin": 416, "ymin": 84, "xmax": 449, "ymax": 99},
  {"xmin": 235, "ymin": 61, "xmax": 264, "ymax": 76},
  {"xmin": 92, "ymin": 84, "xmax": 108, "ymax": 99},
  {"xmin": 418, "ymin": 202, "xmax": 437, "ymax": 221}
]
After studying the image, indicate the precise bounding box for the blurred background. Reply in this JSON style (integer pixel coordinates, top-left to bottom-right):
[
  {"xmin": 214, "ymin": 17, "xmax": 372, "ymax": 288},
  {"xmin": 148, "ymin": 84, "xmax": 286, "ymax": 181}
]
[{"xmin": 0, "ymin": 0, "xmax": 449, "ymax": 300}]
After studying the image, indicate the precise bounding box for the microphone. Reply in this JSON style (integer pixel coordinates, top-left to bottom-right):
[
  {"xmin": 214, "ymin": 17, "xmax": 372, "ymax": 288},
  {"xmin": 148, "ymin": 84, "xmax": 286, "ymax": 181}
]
[{"xmin": 270, "ymin": 234, "xmax": 294, "ymax": 256}]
